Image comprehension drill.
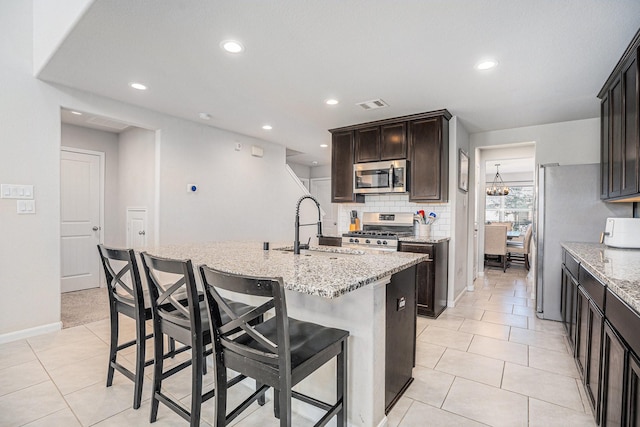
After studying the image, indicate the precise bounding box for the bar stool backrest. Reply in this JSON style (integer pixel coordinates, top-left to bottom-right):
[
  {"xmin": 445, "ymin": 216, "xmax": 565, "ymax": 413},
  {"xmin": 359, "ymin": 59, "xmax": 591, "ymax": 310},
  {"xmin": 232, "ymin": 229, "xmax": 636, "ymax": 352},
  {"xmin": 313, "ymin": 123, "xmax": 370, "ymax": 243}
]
[
  {"xmin": 97, "ymin": 245, "xmax": 145, "ymax": 318},
  {"xmin": 140, "ymin": 253, "xmax": 201, "ymax": 346},
  {"xmin": 200, "ymin": 266, "xmax": 291, "ymax": 372}
]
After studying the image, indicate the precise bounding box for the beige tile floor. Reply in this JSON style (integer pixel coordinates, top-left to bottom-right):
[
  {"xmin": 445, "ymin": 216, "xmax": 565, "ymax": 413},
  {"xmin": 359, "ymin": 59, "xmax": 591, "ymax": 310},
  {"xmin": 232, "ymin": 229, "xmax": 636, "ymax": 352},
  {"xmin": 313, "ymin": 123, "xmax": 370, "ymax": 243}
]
[
  {"xmin": 0, "ymin": 265, "xmax": 597, "ymax": 426},
  {"xmin": 388, "ymin": 265, "xmax": 597, "ymax": 427}
]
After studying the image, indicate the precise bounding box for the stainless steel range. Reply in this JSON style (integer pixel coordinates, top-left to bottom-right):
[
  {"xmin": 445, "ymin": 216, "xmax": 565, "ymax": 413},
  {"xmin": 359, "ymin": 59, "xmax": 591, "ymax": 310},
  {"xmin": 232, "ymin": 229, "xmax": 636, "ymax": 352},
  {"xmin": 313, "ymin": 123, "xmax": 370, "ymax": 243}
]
[{"xmin": 342, "ymin": 212, "xmax": 414, "ymax": 251}]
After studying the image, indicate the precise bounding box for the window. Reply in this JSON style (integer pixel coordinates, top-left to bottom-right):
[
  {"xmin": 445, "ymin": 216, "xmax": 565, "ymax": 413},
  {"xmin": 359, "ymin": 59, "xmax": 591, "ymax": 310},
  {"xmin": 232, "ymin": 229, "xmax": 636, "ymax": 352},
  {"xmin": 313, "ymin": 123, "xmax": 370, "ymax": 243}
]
[{"xmin": 486, "ymin": 186, "xmax": 533, "ymax": 232}]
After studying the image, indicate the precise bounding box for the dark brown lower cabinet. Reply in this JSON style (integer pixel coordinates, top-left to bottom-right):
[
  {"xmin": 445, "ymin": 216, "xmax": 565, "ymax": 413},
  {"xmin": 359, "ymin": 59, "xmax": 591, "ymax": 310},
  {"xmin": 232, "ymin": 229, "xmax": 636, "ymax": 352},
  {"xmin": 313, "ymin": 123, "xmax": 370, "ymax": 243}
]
[
  {"xmin": 576, "ymin": 287, "xmax": 589, "ymax": 377},
  {"xmin": 385, "ymin": 266, "xmax": 417, "ymax": 414},
  {"xmin": 602, "ymin": 321, "xmax": 627, "ymax": 426},
  {"xmin": 628, "ymin": 353, "xmax": 640, "ymax": 427},
  {"xmin": 561, "ymin": 265, "xmax": 579, "ymax": 353},
  {"xmin": 397, "ymin": 240, "xmax": 449, "ymax": 318},
  {"xmin": 585, "ymin": 299, "xmax": 604, "ymax": 420},
  {"xmin": 561, "ymin": 253, "xmax": 640, "ymax": 426}
]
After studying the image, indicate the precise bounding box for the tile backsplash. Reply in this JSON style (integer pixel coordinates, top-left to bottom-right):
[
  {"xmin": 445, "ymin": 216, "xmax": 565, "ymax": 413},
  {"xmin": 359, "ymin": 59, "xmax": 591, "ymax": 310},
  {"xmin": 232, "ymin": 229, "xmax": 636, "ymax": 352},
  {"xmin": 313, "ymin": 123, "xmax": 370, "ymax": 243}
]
[{"xmin": 337, "ymin": 194, "xmax": 451, "ymax": 238}]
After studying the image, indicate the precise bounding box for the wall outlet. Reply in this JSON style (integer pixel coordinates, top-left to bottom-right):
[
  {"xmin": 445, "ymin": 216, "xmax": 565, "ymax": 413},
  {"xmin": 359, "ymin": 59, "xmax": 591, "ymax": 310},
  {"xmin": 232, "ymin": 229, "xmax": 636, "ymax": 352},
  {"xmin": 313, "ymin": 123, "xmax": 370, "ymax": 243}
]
[{"xmin": 235, "ymin": 143, "xmax": 242, "ymax": 151}]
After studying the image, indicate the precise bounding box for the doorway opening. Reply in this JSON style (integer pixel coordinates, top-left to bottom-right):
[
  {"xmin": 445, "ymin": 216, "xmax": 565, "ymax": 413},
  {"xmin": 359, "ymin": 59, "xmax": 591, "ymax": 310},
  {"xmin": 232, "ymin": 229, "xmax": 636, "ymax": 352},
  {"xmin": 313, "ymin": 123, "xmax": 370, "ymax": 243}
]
[
  {"xmin": 59, "ymin": 107, "xmax": 157, "ymax": 327},
  {"xmin": 474, "ymin": 143, "xmax": 536, "ymax": 281}
]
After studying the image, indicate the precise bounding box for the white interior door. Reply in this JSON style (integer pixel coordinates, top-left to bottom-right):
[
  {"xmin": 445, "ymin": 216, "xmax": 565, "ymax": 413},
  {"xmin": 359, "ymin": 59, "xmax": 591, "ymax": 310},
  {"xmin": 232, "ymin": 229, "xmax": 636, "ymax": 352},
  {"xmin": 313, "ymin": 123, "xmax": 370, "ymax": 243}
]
[
  {"xmin": 310, "ymin": 178, "xmax": 338, "ymax": 236},
  {"xmin": 126, "ymin": 208, "xmax": 148, "ymax": 249},
  {"xmin": 60, "ymin": 149, "xmax": 102, "ymax": 293}
]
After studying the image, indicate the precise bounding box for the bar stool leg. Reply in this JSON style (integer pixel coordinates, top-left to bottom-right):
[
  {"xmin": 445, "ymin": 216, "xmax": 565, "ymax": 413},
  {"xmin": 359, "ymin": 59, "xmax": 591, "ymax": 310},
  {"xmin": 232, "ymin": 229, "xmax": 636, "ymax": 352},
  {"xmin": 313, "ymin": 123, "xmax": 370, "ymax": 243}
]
[
  {"xmin": 337, "ymin": 339, "xmax": 348, "ymax": 427},
  {"xmin": 133, "ymin": 317, "xmax": 146, "ymax": 409},
  {"xmin": 106, "ymin": 311, "xmax": 118, "ymax": 387},
  {"xmin": 149, "ymin": 328, "xmax": 164, "ymax": 423}
]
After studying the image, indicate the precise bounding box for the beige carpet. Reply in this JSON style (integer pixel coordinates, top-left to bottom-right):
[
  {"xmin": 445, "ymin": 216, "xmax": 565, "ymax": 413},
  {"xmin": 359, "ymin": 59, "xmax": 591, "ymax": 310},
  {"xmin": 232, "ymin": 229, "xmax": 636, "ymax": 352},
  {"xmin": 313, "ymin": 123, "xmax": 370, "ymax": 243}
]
[{"xmin": 61, "ymin": 287, "xmax": 110, "ymax": 328}]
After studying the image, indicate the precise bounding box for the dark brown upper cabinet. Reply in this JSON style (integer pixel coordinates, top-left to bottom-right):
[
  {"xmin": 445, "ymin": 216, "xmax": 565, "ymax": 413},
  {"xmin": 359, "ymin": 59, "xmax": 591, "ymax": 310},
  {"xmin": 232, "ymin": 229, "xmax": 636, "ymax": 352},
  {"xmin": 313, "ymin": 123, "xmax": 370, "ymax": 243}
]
[
  {"xmin": 330, "ymin": 109, "xmax": 450, "ymax": 203},
  {"xmin": 409, "ymin": 114, "xmax": 450, "ymax": 202},
  {"xmin": 354, "ymin": 122, "xmax": 407, "ymax": 163},
  {"xmin": 598, "ymin": 28, "xmax": 640, "ymax": 202},
  {"xmin": 355, "ymin": 126, "xmax": 381, "ymax": 163},
  {"xmin": 331, "ymin": 130, "xmax": 364, "ymax": 203}
]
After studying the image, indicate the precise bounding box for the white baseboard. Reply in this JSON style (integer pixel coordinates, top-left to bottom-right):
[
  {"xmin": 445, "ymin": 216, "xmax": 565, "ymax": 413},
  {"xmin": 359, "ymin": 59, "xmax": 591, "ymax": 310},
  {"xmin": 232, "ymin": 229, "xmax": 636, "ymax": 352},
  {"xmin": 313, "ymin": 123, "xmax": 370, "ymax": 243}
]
[
  {"xmin": 449, "ymin": 288, "xmax": 468, "ymax": 307},
  {"xmin": 377, "ymin": 416, "xmax": 388, "ymax": 427},
  {"xmin": 0, "ymin": 322, "xmax": 62, "ymax": 345}
]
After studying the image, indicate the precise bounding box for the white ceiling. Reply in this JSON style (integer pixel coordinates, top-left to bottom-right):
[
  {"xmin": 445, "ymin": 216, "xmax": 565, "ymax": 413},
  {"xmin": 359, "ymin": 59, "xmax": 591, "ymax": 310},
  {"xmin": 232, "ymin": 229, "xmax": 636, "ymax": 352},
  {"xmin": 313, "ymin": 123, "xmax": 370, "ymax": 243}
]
[{"xmin": 42, "ymin": 0, "xmax": 640, "ymax": 166}]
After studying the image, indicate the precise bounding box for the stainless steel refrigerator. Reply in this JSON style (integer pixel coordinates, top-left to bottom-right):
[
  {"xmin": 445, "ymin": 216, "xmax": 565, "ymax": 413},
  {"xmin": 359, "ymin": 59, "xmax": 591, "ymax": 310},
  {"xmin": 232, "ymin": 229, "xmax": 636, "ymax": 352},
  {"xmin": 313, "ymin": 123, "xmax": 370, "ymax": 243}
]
[{"xmin": 535, "ymin": 163, "xmax": 631, "ymax": 320}]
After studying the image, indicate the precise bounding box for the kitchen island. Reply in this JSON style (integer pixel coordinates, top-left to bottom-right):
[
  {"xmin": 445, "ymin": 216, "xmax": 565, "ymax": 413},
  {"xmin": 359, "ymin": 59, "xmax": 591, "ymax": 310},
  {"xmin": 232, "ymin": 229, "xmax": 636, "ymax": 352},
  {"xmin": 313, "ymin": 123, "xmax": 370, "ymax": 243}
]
[{"xmin": 143, "ymin": 241, "xmax": 428, "ymax": 427}]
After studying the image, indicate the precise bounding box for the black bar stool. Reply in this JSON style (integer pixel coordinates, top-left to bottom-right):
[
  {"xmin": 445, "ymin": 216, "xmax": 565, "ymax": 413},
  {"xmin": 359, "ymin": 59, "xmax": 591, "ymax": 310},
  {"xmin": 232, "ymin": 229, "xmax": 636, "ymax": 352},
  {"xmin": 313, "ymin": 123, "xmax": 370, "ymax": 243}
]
[
  {"xmin": 140, "ymin": 253, "xmax": 262, "ymax": 426},
  {"xmin": 199, "ymin": 265, "xmax": 349, "ymax": 427},
  {"xmin": 97, "ymin": 245, "xmax": 186, "ymax": 409},
  {"xmin": 140, "ymin": 252, "xmax": 213, "ymax": 426}
]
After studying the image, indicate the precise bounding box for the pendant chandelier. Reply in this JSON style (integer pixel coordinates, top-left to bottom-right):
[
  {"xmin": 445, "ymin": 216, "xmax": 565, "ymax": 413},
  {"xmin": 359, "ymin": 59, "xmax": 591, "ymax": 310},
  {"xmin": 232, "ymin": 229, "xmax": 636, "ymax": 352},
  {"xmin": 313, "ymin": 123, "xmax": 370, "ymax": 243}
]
[{"xmin": 486, "ymin": 163, "xmax": 510, "ymax": 196}]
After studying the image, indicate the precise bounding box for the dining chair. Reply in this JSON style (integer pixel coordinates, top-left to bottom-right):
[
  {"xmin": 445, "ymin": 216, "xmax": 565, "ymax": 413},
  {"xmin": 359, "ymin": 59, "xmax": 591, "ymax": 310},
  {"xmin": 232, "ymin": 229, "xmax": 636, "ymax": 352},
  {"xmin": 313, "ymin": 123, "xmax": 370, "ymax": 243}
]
[
  {"xmin": 489, "ymin": 221, "xmax": 513, "ymax": 231},
  {"xmin": 199, "ymin": 265, "xmax": 349, "ymax": 427},
  {"xmin": 484, "ymin": 225, "xmax": 508, "ymax": 272},
  {"xmin": 97, "ymin": 245, "xmax": 187, "ymax": 409},
  {"xmin": 508, "ymin": 224, "xmax": 533, "ymax": 270}
]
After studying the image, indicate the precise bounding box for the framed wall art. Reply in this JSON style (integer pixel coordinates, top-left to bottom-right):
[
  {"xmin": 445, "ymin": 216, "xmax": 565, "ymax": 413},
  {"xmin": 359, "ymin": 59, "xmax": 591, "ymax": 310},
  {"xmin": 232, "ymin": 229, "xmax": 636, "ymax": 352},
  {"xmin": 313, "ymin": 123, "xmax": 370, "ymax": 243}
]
[{"xmin": 458, "ymin": 149, "xmax": 469, "ymax": 192}]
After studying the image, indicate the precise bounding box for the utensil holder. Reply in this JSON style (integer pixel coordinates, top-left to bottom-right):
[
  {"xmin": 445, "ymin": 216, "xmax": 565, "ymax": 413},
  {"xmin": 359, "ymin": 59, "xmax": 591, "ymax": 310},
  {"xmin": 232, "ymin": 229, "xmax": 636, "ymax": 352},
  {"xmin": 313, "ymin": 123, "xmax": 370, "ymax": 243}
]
[{"xmin": 415, "ymin": 224, "xmax": 431, "ymax": 239}]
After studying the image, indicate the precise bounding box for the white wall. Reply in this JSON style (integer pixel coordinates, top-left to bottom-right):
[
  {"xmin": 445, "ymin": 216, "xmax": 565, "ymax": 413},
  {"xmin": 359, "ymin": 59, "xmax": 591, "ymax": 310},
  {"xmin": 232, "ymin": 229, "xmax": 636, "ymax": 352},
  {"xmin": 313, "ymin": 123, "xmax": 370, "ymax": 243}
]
[
  {"xmin": 1, "ymin": 1, "xmax": 65, "ymax": 338},
  {"xmin": 450, "ymin": 117, "xmax": 470, "ymax": 302},
  {"xmin": 311, "ymin": 164, "xmax": 331, "ymax": 179},
  {"xmin": 32, "ymin": 0, "xmax": 93, "ymax": 75},
  {"xmin": 287, "ymin": 162, "xmax": 311, "ymax": 180},
  {"xmin": 117, "ymin": 127, "xmax": 156, "ymax": 247},
  {"xmin": 471, "ymin": 118, "xmax": 600, "ymax": 165},
  {"xmin": 0, "ymin": 1, "xmax": 308, "ymax": 340},
  {"xmin": 156, "ymin": 122, "xmax": 309, "ymax": 245},
  {"xmin": 61, "ymin": 123, "xmax": 120, "ymax": 246}
]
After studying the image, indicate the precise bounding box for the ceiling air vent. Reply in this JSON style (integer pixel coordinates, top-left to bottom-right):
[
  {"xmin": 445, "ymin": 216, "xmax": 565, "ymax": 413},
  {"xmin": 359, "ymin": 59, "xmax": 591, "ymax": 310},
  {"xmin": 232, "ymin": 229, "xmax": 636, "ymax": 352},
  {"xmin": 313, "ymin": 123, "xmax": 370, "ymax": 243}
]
[
  {"xmin": 356, "ymin": 99, "xmax": 389, "ymax": 110},
  {"xmin": 86, "ymin": 116, "xmax": 130, "ymax": 131}
]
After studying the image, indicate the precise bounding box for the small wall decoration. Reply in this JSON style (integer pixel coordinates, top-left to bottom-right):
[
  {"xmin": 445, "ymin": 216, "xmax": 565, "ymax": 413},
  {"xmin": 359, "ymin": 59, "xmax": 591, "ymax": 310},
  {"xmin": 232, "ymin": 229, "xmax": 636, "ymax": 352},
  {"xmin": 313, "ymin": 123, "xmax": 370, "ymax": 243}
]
[{"xmin": 458, "ymin": 149, "xmax": 469, "ymax": 192}]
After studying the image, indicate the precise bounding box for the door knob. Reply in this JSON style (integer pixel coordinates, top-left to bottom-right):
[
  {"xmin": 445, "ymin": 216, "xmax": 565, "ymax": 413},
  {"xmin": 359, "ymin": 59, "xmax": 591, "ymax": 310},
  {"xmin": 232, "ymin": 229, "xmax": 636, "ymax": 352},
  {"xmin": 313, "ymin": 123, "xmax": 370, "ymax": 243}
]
[
  {"xmin": 138, "ymin": 230, "xmax": 146, "ymax": 235},
  {"xmin": 92, "ymin": 226, "xmax": 99, "ymax": 231}
]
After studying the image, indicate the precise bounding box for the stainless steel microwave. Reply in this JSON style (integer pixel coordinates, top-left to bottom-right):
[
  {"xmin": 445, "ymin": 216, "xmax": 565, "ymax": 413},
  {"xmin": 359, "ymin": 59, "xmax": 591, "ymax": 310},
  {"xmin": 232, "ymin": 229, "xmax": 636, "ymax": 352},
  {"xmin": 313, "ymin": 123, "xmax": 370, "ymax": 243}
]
[{"xmin": 354, "ymin": 160, "xmax": 408, "ymax": 194}]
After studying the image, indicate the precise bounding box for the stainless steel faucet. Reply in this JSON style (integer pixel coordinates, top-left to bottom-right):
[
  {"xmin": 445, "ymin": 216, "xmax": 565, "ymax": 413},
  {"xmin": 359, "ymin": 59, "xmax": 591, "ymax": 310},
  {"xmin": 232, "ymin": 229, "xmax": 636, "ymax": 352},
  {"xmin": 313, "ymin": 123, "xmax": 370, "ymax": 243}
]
[{"xmin": 294, "ymin": 195, "xmax": 323, "ymax": 254}]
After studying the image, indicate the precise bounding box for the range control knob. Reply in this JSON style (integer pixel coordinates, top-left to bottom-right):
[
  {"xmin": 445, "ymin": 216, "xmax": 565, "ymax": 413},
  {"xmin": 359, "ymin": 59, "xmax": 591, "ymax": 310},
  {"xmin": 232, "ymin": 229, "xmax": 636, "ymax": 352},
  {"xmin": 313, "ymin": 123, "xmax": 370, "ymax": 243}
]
[
  {"xmin": 365, "ymin": 239, "xmax": 371, "ymax": 244},
  {"xmin": 354, "ymin": 239, "xmax": 360, "ymax": 243},
  {"xmin": 382, "ymin": 240, "xmax": 388, "ymax": 245},
  {"xmin": 377, "ymin": 240, "xmax": 382, "ymax": 245},
  {"xmin": 349, "ymin": 238, "xmax": 354, "ymax": 243}
]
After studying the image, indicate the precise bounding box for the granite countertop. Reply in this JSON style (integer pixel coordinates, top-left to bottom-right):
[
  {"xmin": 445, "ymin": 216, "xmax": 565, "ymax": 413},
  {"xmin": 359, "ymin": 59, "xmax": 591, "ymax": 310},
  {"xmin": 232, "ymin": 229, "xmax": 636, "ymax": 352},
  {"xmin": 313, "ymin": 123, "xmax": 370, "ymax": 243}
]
[
  {"xmin": 142, "ymin": 242, "xmax": 428, "ymax": 299},
  {"xmin": 399, "ymin": 236, "xmax": 450, "ymax": 244},
  {"xmin": 562, "ymin": 242, "xmax": 640, "ymax": 314}
]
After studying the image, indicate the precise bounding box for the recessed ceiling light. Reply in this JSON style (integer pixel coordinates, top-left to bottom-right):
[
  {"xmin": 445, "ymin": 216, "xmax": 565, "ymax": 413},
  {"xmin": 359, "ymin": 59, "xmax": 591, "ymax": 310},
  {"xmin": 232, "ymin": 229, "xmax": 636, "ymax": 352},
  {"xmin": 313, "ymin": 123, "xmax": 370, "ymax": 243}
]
[
  {"xmin": 262, "ymin": 125, "xmax": 272, "ymax": 130},
  {"xmin": 70, "ymin": 111, "xmax": 82, "ymax": 115},
  {"xmin": 325, "ymin": 99, "xmax": 339, "ymax": 105},
  {"xmin": 199, "ymin": 112, "xmax": 211, "ymax": 120},
  {"xmin": 130, "ymin": 82, "xmax": 147, "ymax": 90},
  {"xmin": 221, "ymin": 40, "xmax": 244, "ymax": 53},
  {"xmin": 320, "ymin": 144, "xmax": 328, "ymax": 148},
  {"xmin": 475, "ymin": 60, "xmax": 498, "ymax": 70}
]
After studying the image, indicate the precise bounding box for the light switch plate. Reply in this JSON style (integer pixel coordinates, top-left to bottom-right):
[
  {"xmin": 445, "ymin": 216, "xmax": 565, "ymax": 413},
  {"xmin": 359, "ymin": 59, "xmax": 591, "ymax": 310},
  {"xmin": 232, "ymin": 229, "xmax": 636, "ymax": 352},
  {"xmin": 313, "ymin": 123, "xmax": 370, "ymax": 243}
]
[
  {"xmin": 1, "ymin": 184, "xmax": 34, "ymax": 199},
  {"xmin": 17, "ymin": 200, "xmax": 36, "ymax": 214}
]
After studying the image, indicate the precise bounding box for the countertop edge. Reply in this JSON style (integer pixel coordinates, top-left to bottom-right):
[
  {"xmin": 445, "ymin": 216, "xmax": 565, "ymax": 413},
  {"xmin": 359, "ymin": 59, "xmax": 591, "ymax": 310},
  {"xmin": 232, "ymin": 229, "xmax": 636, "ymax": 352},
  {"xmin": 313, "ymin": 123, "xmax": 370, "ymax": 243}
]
[{"xmin": 561, "ymin": 242, "xmax": 640, "ymax": 315}]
